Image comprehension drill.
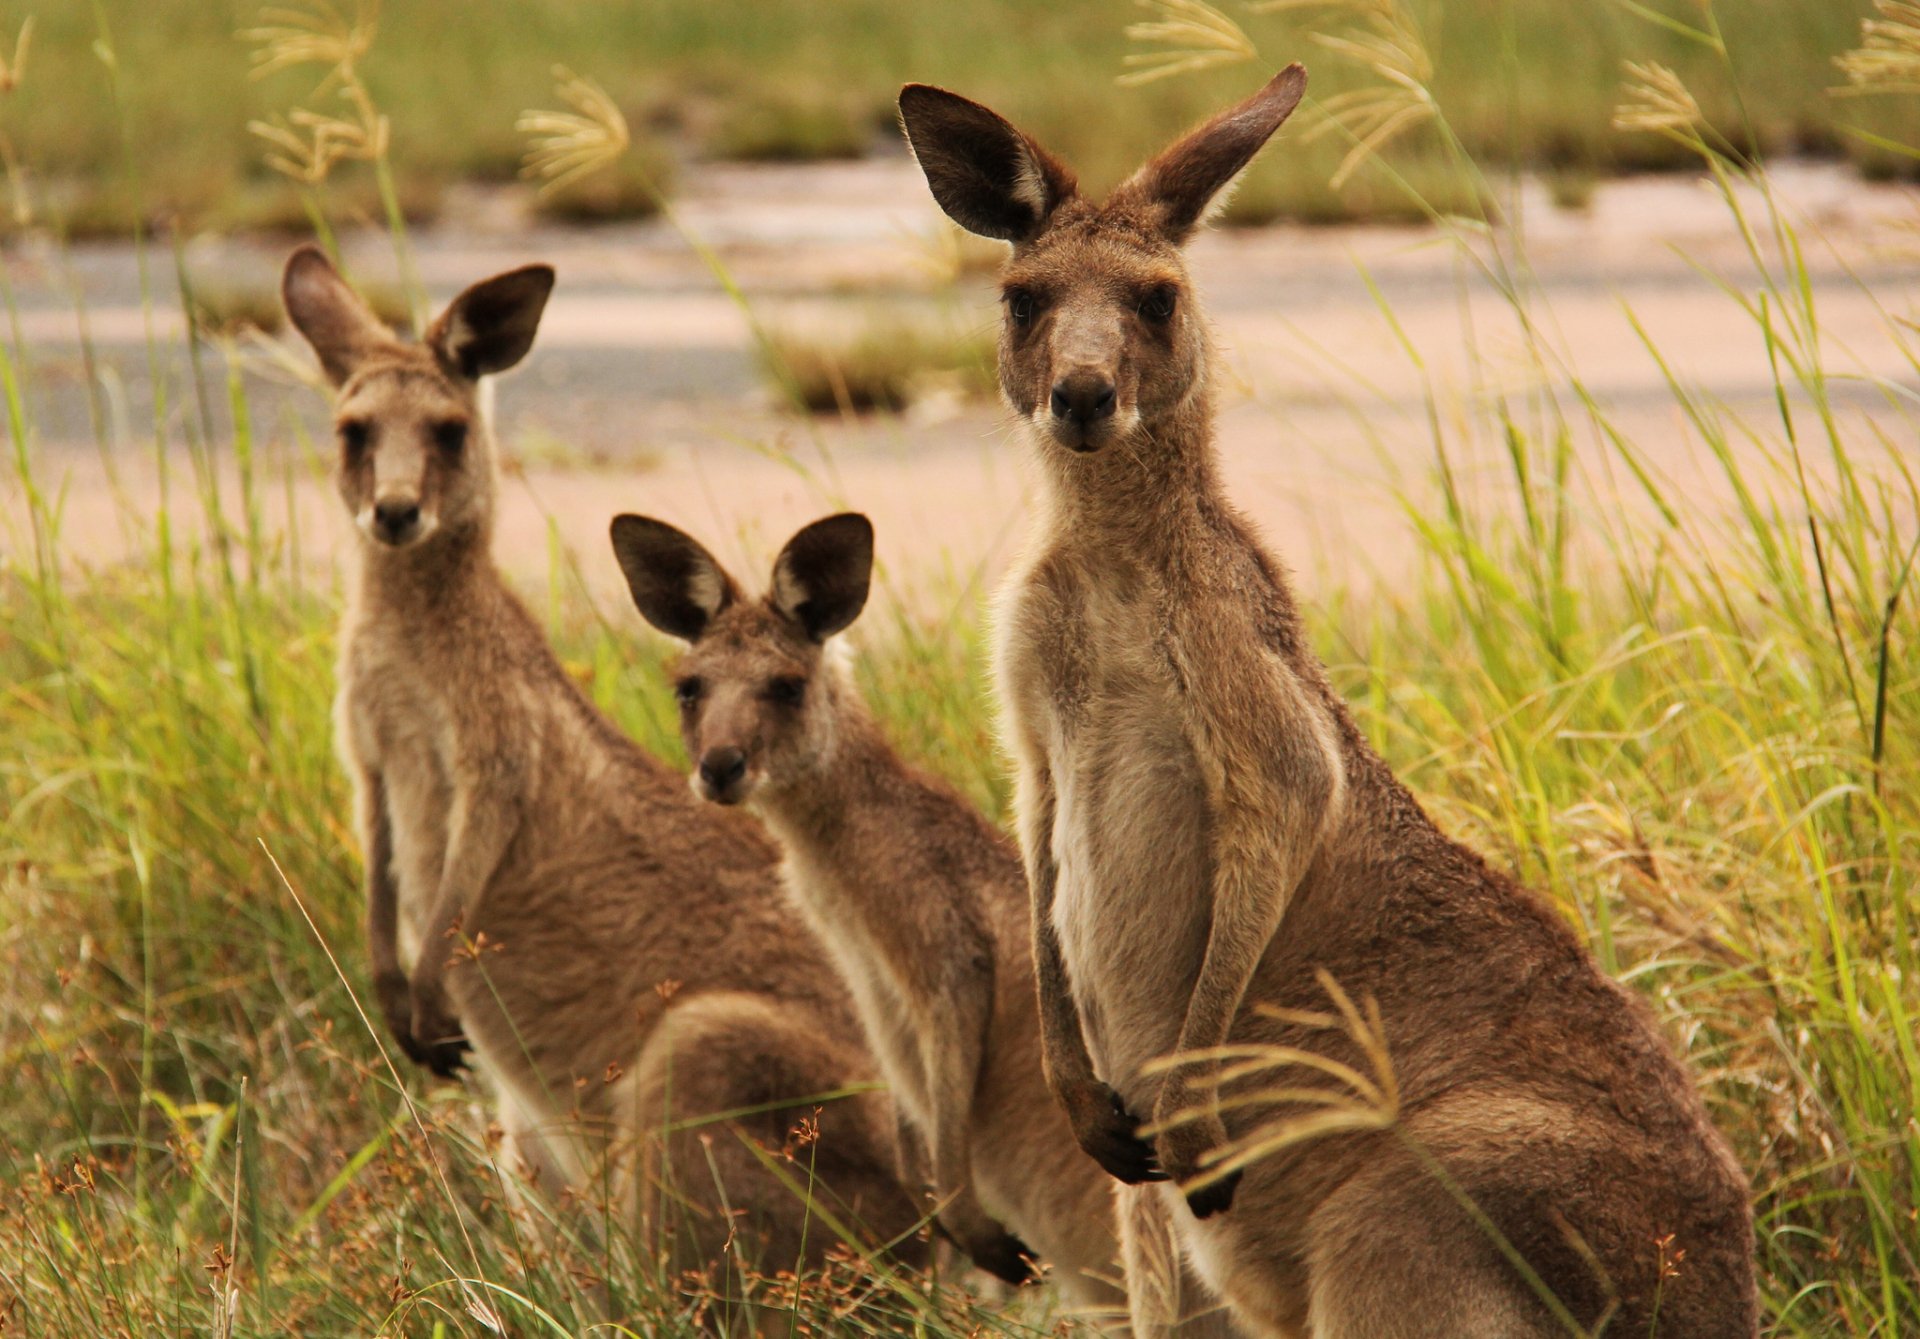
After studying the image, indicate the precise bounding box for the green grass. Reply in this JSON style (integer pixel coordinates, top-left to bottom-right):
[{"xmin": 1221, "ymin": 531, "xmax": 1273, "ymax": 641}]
[
  {"xmin": 760, "ymin": 312, "xmax": 999, "ymax": 415},
  {"xmin": 0, "ymin": 0, "xmax": 1914, "ymax": 236},
  {"xmin": 3, "ymin": 1, "xmax": 1919, "ymax": 1334},
  {"xmin": 704, "ymin": 88, "xmax": 877, "ymax": 163}
]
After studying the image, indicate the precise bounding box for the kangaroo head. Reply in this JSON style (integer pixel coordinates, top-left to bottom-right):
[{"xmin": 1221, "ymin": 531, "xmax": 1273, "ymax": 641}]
[
  {"xmin": 611, "ymin": 512, "xmax": 874, "ymax": 807},
  {"xmin": 899, "ymin": 67, "xmax": 1305, "ymax": 458},
  {"xmin": 282, "ymin": 245, "xmax": 554, "ymax": 551}
]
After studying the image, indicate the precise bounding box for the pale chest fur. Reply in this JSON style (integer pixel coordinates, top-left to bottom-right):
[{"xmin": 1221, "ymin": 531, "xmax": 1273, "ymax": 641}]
[
  {"xmin": 995, "ymin": 557, "xmax": 1213, "ymax": 1104},
  {"xmin": 335, "ymin": 611, "xmax": 456, "ymax": 962},
  {"xmin": 773, "ymin": 844, "xmax": 934, "ymax": 1128}
]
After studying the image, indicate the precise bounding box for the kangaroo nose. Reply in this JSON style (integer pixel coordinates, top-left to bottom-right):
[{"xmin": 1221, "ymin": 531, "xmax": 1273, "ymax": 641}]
[
  {"xmin": 699, "ymin": 746, "xmax": 748, "ymax": 797},
  {"xmin": 1050, "ymin": 375, "xmax": 1117, "ymax": 425},
  {"xmin": 373, "ymin": 498, "xmax": 421, "ymax": 542}
]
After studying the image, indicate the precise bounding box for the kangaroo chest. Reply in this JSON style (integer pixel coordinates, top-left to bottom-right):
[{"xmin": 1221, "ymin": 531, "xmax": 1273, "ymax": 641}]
[
  {"xmin": 1010, "ymin": 571, "xmax": 1213, "ymax": 1101},
  {"xmin": 775, "ymin": 845, "xmax": 939, "ymax": 1126},
  {"xmin": 339, "ymin": 628, "xmax": 458, "ymax": 961}
]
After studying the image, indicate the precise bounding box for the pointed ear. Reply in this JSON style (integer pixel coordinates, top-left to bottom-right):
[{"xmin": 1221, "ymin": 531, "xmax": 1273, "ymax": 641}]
[
  {"xmin": 427, "ymin": 264, "xmax": 555, "ymax": 380},
  {"xmin": 610, "ymin": 515, "xmax": 738, "ymax": 642},
  {"xmin": 898, "ymin": 84, "xmax": 1076, "ymax": 243},
  {"xmin": 771, "ymin": 513, "xmax": 873, "ymax": 643},
  {"xmin": 1113, "ymin": 64, "xmax": 1307, "ymax": 243},
  {"xmin": 282, "ymin": 244, "xmax": 398, "ymax": 385}
]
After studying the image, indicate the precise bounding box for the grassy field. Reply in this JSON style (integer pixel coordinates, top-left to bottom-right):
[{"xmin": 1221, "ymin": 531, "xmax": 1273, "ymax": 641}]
[
  {"xmin": 1, "ymin": 0, "xmax": 1916, "ymax": 234},
  {"xmin": 3, "ymin": 2, "xmax": 1920, "ymax": 1336}
]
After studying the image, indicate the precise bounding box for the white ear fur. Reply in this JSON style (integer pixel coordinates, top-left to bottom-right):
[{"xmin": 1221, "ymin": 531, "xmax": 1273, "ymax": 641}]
[
  {"xmin": 689, "ymin": 560, "xmax": 731, "ymax": 623},
  {"xmin": 439, "ymin": 310, "xmax": 478, "ymax": 368},
  {"xmin": 771, "ymin": 551, "xmax": 809, "ymax": 625},
  {"xmin": 1009, "ymin": 155, "xmax": 1050, "ymax": 218}
]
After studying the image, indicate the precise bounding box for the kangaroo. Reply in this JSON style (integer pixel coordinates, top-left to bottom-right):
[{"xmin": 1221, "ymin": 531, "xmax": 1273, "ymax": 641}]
[
  {"xmin": 899, "ymin": 69, "xmax": 1757, "ymax": 1338},
  {"xmin": 281, "ymin": 245, "xmax": 927, "ymax": 1286},
  {"xmin": 609, "ymin": 510, "xmax": 1241, "ymax": 1338}
]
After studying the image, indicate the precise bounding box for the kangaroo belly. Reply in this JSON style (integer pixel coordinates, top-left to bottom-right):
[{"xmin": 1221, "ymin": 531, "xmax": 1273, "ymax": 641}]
[
  {"xmin": 384, "ymin": 762, "xmax": 451, "ymax": 958},
  {"xmin": 1051, "ymin": 686, "xmax": 1212, "ymax": 1105},
  {"xmin": 344, "ymin": 668, "xmax": 453, "ymax": 965}
]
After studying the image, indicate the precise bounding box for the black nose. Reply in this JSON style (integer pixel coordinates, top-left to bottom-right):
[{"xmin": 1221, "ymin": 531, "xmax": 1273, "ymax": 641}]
[
  {"xmin": 699, "ymin": 746, "xmax": 748, "ymax": 795},
  {"xmin": 1050, "ymin": 375, "xmax": 1117, "ymax": 425},
  {"xmin": 373, "ymin": 499, "xmax": 421, "ymax": 541}
]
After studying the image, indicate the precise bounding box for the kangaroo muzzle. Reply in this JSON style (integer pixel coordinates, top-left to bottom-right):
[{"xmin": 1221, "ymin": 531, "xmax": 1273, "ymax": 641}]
[
  {"xmin": 370, "ymin": 495, "xmax": 424, "ymax": 546},
  {"xmin": 696, "ymin": 745, "xmax": 752, "ymax": 804}
]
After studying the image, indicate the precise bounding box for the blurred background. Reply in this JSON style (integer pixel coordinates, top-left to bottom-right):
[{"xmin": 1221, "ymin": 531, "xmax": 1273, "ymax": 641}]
[
  {"xmin": 2, "ymin": 6, "xmax": 1918, "ymax": 1334},
  {"xmin": 3, "ymin": 0, "xmax": 1915, "ymax": 596}
]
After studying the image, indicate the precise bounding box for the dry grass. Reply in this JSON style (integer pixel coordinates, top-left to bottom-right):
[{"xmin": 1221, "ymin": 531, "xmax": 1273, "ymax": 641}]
[{"xmin": 760, "ymin": 314, "xmax": 997, "ymax": 415}]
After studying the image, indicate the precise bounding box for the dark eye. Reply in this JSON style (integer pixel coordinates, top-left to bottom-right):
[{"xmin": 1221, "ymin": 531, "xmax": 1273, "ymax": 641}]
[
  {"xmin": 766, "ymin": 676, "xmax": 806, "ymax": 707},
  {"xmin": 1138, "ymin": 287, "xmax": 1177, "ymax": 324},
  {"xmin": 1005, "ymin": 289, "xmax": 1036, "ymax": 328},
  {"xmin": 674, "ymin": 677, "xmax": 703, "ymax": 708},
  {"xmin": 339, "ymin": 419, "xmax": 371, "ymax": 458},
  {"xmin": 434, "ymin": 420, "xmax": 468, "ymax": 457}
]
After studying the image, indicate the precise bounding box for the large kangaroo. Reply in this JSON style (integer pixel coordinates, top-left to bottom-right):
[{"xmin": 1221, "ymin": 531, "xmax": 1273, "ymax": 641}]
[
  {"xmin": 899, "ymin": 70, "xmax": 1757, "ymax": 1337},
  {"xmin": 281, "ymin": 245, "xmax": 926, "ymax": 1283},
  {"xmin": 609, "ymin": 510, "xmax": 1240, "ymax": 1336}
]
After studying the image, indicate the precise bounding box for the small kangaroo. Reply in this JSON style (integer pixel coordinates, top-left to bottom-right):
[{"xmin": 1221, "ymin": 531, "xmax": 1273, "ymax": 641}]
[
  {"xmin": 900, "ymin": 70, "xmax": 1757, "ymax": 1337},
  {"xmin": 281, "ymin": 245, "xmax": 926, "ymax": 1282},
  {"xmin": 609, "ymin": 510, "xmax": 1240, "ymax": 1338}
]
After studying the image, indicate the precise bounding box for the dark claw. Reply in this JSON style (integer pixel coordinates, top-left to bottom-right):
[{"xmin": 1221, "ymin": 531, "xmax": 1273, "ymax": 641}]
[
  {"xmin": 426, "ymin": 1041, "xmax": 471, "ymax": 1077},
  {"xmin": 1184, "ymin": 1166, "xmax": 1242, "ymax": 1219},
  {"xmin": 1079, "ymin": 1089, "xmax": 1169, "ymax": 1184},
  {"xmin": 972, "ymin": 1229, "xmax": 1040, "ymax": 1286},
  {"xmin": 401, "ymin": 1024, "xmax": 471, "ymax": 1078}
]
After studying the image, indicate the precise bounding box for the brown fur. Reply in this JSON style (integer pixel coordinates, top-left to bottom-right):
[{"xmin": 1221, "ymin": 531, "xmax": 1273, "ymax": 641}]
[
  {"xmin": 611, "ymin": 513, "xmax": 1243, "ymax": 1337},
  {"xmin": 281, "ymin": 246, "xmax": 926, "ymax": 1287},
  {"xmin": 899, "ymin": 71, "xmax": 1757, "ymax": 1338}
]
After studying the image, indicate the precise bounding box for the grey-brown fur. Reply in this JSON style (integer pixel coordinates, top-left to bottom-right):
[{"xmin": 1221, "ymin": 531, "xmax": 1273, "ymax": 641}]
[
  {"xmin": 610, "ymin": 513, "xmax": 1242, "ymax": 1337},
  {"xmin": 899, "ymin": 70, "xmax": 1757, "ymax": 1338},
  {"xmin": 281, "ymin": 245, "xmax": 926, "ymax": 1282}
]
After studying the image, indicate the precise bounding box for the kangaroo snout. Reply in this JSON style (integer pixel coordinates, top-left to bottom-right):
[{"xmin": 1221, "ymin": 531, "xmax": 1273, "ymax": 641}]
[
  {"xmin": 697, "ymin": 745, "xmax": 751, "ymax": 803},
  {"xmin": 1050, "ymin": 374, "xmax": 1117, "ymax": 424},
  {"xmin": 1047, "ymin": 370, "xmax": 1120, "ymax": 452},
  {"xmin": 371, "ymin": 496, "xmax": 424, "ymax": 546}
]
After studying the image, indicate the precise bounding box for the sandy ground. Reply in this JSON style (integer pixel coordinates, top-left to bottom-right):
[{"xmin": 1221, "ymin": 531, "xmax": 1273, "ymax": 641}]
[{"xmin": 4, "ymin": 156, "xmax": 1918, "ymax": 617}]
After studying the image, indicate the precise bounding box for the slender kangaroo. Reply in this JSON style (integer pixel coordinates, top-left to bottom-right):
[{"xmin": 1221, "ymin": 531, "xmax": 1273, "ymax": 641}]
[
  {"xmin": 899, "ymin": 70, "xmax": 1757, "ymax": 1337},
  {"xmin": 609, "ymin": 510, "xmax": 1240, "ymax": 1336},
  {"xmin": 282, "ymin": 245, "xmax": 926, "ymax": 1283}
]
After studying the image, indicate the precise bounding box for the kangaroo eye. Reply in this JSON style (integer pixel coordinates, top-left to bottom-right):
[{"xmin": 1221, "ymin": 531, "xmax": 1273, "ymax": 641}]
[
  {"xmin": 1138, "ymin": 287, "xmax": 1177, "ymax": 323},
  {"xmin": 766, "ymin": 676, "xmax": 806, "ymax": 707},
  {"xmin": 674, "ymin": 677, "xmax": 704, "ymax": 707},
  {"xmin": 434, "ymin": 420, "xmax": 468, "ymax": 456},
  {"xmin": 1005, "ymin": 289, "xmax": 1036, "ymax": 328},
  {"xmin": 340, "ymin": 419, "xmax": 371, "ymax": 457}
]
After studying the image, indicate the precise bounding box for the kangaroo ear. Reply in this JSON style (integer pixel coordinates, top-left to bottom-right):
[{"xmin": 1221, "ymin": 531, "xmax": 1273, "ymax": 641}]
[
  {"xmin": 427, "ymin": 264, "xmax": 555, "ymax": 380},
  {"xmin": 610, "ymin": 515, "xmax": 738, "ymax": 642},
  {"xmin": 1113, "ymin": 65, "xmax": 1307, "ymax": 243},
  {"xmin": 898, "ymin": 84, "xmax": 1076, "ymax": 243},
  {"xmin": 282, "ymin": 244, "xmax": 398, "ymax": 385},
  {"xmin": 771, "ymin": 513, "xmax": 874, "ymax": 643}
]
